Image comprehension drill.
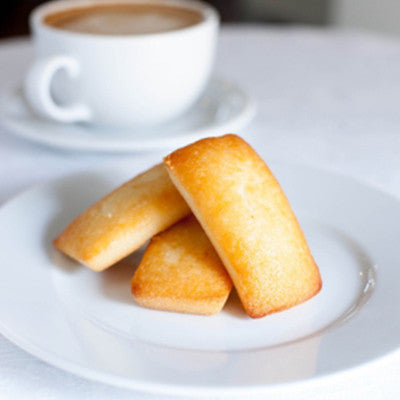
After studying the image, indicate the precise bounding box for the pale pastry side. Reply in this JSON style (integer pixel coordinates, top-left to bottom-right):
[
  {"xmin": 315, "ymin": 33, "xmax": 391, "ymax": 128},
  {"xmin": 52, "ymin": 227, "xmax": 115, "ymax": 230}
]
[
  {"xmin": 131, "ymin": 215, "xmax": 233, "ymax": 315},
  {"xmin": 54, "ymin": 163, "xmax": 191, "ymax": 271},
  {"xmin": 164, "ymin": 134, "xmax": 322, "ymax": 318}
]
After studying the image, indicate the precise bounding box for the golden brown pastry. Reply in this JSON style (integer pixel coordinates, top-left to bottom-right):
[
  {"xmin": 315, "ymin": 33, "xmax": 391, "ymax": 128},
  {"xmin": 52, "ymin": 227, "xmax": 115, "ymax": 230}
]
[
  {"xmin": 54, "ymin": 164, "xmax": 190, "ymax": 271},
  {"xmin": 164, "ymin": 134, "xmax": 322, "ymax": 318},
  {"xmin": 131, "ymin": 215, "xmax": 232, "ymax": 315}
]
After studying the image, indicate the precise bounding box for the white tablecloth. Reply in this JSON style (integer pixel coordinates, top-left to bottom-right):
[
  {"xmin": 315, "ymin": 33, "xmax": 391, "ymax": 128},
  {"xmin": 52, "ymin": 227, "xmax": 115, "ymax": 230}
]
[{"xmin": 1, "ymin": 25, "xmax": 400, "ymax": 399}]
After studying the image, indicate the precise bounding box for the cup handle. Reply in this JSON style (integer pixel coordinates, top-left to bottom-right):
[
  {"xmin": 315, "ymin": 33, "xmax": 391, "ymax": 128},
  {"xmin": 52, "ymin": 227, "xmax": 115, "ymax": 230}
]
[{"xmin": 24, "ymin": 55, "xmax": 91, "ymax": 123}]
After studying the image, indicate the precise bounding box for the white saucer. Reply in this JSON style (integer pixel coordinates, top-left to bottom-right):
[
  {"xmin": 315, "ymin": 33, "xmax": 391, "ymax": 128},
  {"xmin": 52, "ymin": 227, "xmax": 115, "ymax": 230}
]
[
  {"xmin": 0, "ymin": 77, "xmax": 255, "ymax": 152},
  {"xmin": 1, "ymin": 157, "xmax": 399, "ymax": 396}
]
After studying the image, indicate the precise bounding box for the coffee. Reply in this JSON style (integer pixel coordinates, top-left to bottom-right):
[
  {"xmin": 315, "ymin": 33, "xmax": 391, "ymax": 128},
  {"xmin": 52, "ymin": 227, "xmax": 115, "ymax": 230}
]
[{"xmin": 44, "ymin": 3, "xmax": 203, "ymax": 35}]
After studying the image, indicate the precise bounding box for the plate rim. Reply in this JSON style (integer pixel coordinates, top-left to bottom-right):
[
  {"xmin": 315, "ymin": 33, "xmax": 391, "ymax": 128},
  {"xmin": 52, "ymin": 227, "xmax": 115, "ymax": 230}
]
[{"xmin": 1, "ymin": 316, "xmax": 396, "ymax": 398}]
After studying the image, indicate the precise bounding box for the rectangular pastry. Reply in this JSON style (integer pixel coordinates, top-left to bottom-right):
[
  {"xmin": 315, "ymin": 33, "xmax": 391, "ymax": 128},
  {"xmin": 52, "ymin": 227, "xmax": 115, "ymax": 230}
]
[
  {"xmin": 131, "ymin": 215, "xmax": 232, "ymax": 315},
  {"xmin": 164, "ymin": 134, "xmax": 322, "ymax": 318},
  {"xmin": 54, "ymin": 163, "xmax": 190, "ymax": 271}
]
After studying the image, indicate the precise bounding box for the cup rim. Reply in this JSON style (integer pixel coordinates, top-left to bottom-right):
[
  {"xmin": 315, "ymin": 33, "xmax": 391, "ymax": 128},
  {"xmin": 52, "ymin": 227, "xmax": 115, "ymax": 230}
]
[{"xmin": 30, "ymin": 0, "xmax": 219, "ymax": 40}]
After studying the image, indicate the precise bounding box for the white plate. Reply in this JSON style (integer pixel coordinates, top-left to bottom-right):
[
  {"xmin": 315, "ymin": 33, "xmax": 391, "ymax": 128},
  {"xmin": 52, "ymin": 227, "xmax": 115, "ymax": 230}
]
[
  {"xmin": 0, "ymin": 157, "xmax": 399, "ymax": 397},
  {"xmin": 0, "ymin": 77, "xmax": 255, "ymax": 152}
]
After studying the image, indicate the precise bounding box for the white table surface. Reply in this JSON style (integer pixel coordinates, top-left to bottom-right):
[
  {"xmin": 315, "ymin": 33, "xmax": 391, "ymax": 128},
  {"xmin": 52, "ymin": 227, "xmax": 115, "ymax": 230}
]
[{"xmin": 1, "ymin": 25, "xmax": 400, "ymax": 399}]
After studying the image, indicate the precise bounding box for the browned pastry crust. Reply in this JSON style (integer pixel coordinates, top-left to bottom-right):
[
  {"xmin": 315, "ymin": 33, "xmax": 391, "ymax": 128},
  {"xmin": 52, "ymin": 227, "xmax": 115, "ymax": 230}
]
[
  {"xmin": 164, "ymin": 134, "xmax": 322, "ymax": 318},
  {"xmin": 54, "ymin": 164, "xmax": 190, "ymax": 271},
  {"xmin": 131, "ymin": 215, "xmax": 232, "ymax": 315}
]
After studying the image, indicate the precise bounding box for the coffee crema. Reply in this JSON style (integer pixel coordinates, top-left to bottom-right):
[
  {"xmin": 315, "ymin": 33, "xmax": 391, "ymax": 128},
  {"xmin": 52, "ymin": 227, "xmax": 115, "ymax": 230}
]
[{"xmin": 44, "ymin": 4, "xmax": 203, "ymax": 35}]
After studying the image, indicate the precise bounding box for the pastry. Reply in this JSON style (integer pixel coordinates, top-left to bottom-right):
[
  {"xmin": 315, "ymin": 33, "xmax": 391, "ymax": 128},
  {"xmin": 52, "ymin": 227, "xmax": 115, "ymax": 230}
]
[
  {"xmin": 54, "ymin": 163, "xmax": 190, "ymax": 271},
  {"xmin": 131, "ymin": 215, "xmax": 232, "ymax": 315},
  {"xmin": 164, "ymin": 134, "xmax": 322, "ymax": 318}
]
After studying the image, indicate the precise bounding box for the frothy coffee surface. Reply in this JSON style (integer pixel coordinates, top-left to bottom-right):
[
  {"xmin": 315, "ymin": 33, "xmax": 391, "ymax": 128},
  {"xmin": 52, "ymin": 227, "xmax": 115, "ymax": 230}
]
[{"xmin": 44, "ymin": 4, "xmax": 203, "ymax": 35}]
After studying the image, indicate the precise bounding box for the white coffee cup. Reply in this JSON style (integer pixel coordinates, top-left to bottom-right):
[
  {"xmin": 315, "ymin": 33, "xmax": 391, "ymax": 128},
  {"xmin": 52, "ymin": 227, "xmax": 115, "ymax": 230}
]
[{"xmin": 24, "ymin": 0, "xmax": 219, "ymax": 127}]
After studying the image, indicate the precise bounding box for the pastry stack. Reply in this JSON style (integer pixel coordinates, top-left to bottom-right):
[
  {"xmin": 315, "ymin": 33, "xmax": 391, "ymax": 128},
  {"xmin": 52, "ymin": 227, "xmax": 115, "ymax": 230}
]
[{"xmin": 54, "ymin": 135, "xmax": 321, "ymax": 318}]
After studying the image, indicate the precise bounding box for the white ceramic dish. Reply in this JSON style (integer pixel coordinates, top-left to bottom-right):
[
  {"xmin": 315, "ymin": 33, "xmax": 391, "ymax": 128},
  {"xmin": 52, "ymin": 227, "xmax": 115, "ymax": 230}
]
[
  {"xmin": 0, "ymin": 157, "xmax": 399, "ymax": 397},
  {"xmin": 0, "ymin": 77, "xmax": 255, "ymax": 152}
]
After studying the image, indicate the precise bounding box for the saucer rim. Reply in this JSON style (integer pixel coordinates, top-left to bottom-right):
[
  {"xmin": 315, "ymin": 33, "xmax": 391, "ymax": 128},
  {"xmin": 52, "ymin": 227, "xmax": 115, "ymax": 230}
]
[{"xmin": 0, "ymin": 76, "xmax": 256, "ymax": 152}]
